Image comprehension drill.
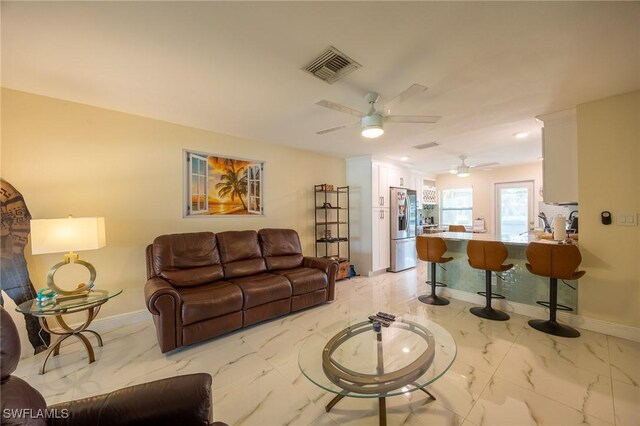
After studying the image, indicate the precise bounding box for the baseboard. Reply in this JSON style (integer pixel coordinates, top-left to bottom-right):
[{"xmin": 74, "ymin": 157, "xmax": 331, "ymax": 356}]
[
  {"xmin": 71, "ymin": 309, "xmax": 152, "ymax": 332},
  {"xmin": 443, "ymin": 287, "xmax": 640, "ymax": 343}
]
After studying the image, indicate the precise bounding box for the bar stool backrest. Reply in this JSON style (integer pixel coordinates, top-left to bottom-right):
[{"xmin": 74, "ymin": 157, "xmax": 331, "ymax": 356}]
[
  {"xmin": 525, "ymin": 242, "xmax": 585, "ymax": 280},
  {"xmin": 467, "ymin": 240, "xmax": 513, "ymax": 272},
  {"xmin": 416, "ymin": 236, "xmax": 451, "ymax": 263},
  {"xmin": 448, "ymin": 225, "xmax": 466, "ymax": 232}
]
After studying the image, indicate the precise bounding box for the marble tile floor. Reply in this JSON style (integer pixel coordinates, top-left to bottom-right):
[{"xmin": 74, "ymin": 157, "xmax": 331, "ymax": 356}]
[{"xmin": 14, "ymin": 265, "xmax": 640, "ymax": 426}]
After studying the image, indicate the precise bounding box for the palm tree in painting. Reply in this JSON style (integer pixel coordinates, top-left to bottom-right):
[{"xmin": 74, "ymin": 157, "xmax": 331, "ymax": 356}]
[{"xmin": 215, "ymin": 163, "xmax": 248, "ymax": 210}]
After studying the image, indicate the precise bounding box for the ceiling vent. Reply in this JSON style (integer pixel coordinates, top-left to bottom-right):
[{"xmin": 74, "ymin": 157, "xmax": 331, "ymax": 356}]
[
  {"xmin": 302, "ymin": 46, "xmax": 361, "ymax": 84},
  {"xmin": 412, "ymin": 142, "xmax": 439, "ymax": 150}
]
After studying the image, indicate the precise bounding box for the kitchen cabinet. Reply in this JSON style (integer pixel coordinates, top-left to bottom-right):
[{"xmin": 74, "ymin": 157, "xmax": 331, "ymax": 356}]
[
  {"xmin": 372, "ymin": 208, "xmax": 390, "ymax": 271},
  {"xmin": 347, "ymin": 157, "xmax": 414, "ymax": 275},
  {"xmin": 372, "ymin": 163, "xmax": 389, "ymax": 207},
  {"xmin": 387, "ymin": 167, "xmax": 410, "ymax": 189},
  {"xmin": 536, "ymin": 109, "xmax": 578, "ymax": 203}
]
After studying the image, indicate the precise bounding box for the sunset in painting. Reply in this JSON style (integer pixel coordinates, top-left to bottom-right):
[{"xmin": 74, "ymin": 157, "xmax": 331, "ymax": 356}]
[
  {"xmin": 208, "ymin": 157, "xmax": 250, "ymax": 214},
  {"xmin": 187, "ymin": 151, "xmax": 263, "ymax": 216}
]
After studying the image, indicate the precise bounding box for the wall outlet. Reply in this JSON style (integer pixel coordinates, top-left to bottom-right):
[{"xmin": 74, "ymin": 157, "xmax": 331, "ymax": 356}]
[{"xmin": 617, "ymin": 212, "xmax": 638, "ymax": 226}]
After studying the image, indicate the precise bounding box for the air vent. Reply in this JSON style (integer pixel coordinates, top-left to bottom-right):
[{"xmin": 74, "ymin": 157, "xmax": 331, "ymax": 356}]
[
  {"xmin": 302, "ymin": 46, "xmax": 361, "ymax": 84},
  {"xmin": 412, "ymin": 142, "xmax": 439, "ymax": 150}
]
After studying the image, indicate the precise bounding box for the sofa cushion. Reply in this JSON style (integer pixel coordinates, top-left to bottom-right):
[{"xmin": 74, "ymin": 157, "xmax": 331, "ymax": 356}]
[
  {"xmin": 274, "ymin": 267, "xmax": 328, "ymax": 296},
  {"xmin": 153, "ymin": 232, "xmax": 224, "ymax": 287},
  {"xmin": 217, "ymin": 230, "xmax": 267, "ymax": 278},
  {"xmin": 228, "ymin": 273, "xmax": 292, "ymax": 309},
  {"xmin": 258, "ymin": 229, "xmax": 304, "ymax": 271},
  {"xmin": 179, "ymin": 282, "xmax": 243, "ymax": 326}
]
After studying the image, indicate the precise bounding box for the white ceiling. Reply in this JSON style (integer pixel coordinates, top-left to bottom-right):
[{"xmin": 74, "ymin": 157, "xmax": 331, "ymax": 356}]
[{"xmin": 2, "ymin": 1, "xmax": 639, "ymax": 174}]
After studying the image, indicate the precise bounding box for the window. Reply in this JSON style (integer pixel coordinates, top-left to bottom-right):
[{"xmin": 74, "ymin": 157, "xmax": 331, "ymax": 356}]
[
  {"xmin": 441, "ymin": 188, "xmax": 473, "ymax": 227},
  {"xmin": 246, "ymin": 163, "xmax": 263, "ymax": 214},
  {"xmin": 189, "ymin": 153, "xmax": 208, "ymax": 214}
]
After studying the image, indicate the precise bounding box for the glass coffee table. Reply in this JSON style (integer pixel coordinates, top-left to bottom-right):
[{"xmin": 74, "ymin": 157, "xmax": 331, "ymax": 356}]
[
  {"xmin": 298, "ymin": 314, "xmax": 456, "ymax": 426},
  {"xmin": 16, "ymin": 289, "xmax": 122, "ymax": 374}
]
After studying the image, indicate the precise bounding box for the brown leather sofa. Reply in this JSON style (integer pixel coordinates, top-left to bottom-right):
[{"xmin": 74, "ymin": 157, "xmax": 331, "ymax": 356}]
[
  {"xmin": 0, "ymin": 307, "xmax": 225, "ymax": 426},
  {"xmin": 145, "ymin": 228, "xmax": 338, "ymax": 353}
]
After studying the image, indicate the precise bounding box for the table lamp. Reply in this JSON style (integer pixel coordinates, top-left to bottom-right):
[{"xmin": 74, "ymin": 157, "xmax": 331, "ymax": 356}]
[{"xmin": 30, "ymin": 216, "xmax": 106, "ymax": 300}]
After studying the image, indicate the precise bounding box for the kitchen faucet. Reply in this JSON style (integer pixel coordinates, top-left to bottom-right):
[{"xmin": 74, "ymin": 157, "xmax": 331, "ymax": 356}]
[{"xmin": 538, "ymin": 212, "xmax": 552, "ymax": 233}]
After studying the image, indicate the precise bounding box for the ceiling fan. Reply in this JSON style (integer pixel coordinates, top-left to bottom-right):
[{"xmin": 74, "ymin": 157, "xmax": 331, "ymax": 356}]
[
  {"xmin": 315, "ymin": 84, "xmax": 441, "ymax": 138},
  {"xmin": 449, "ymin": 155, "xmax": 499, "ymax": 177}
]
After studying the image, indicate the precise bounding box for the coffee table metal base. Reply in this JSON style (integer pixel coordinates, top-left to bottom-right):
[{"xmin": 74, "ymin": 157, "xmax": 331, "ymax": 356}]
[
  {"xmin": 324, "ymin": 387, "xmax": 436, "ymax": 426},
  {"xmin": 38, "ymin": 305, "xmax": 104, "ymax": 375}
]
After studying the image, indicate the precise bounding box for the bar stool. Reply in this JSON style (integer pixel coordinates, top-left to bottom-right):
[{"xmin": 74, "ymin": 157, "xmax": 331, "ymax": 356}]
[
  {"xmin": 448, "ymin": 225, "xmax": 466, "ymax": 232},
  {"xmin": 466, "ymin": 240, "xmax": 513, "ymax": 321},
  {"xmin": 416, "ymin": 236, "xmax": 452, "ymax": 305},
  {"xmin": 525, "ymin": 242, "xmax": 585, "ymax": 338}
]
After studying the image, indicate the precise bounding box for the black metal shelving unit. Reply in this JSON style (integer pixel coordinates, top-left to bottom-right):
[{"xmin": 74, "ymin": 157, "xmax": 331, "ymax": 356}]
[{"xmin": 314, "ymin": 184, "xmax": 350, "ymax": 280}]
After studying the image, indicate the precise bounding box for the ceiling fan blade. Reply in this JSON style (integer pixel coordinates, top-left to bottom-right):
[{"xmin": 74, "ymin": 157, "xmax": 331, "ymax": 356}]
[
  {"xmin": 316, "ymin": 100, "xmax": 365, "ymax": 118},
  {"xmin": 470, "ymin": 162, "xmax": 499, "ymax": 168},
  {"xmin": 385, "ymin": 84, "xmax": 427, "ymax": 108},
  {"xmin": 385, "ymin": 115, "xmax": 441, "ymax": 124},
  {"xmin": 315, "ymin": 121, "xmax": 359, "ymax": 135}
]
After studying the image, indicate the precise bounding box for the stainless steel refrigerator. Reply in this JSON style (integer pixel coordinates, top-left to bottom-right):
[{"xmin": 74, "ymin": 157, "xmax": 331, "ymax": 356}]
[{"xmin": 388, "ymin": 187, "xmax": 417, "ymax": 272}]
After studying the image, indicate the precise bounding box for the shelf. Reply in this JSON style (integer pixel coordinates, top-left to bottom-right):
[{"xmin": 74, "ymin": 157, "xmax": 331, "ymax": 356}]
[
  {"xmin": 316, "ymin": 238, "xmax": 349, "ymax": 243},
  {"xmin": 314, "ymin": 184, "xmax": 350, "ymax": 264},
  {"xmin": 315, "ymin": 189, "xmax": 349, "ymax": 194}
]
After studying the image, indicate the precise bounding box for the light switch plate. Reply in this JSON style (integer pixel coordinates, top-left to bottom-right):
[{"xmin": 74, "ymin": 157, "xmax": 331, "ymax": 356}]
[{"xmin": 617, "ymin": 212, "xmax": 638, "ymax": 226}]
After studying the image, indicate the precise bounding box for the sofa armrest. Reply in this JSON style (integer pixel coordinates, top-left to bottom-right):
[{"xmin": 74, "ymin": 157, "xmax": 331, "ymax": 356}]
[
  {"xmin": 144, "ymin": 277, "xmax": 181, "ymax": 315},
  {"xmin": 303, "ymin": 257, "xmax": 338, "ymax": 301},
  {"xmin": 144, "ymin": 277, "xmax": 182, "ymax": 353},
  {"xmin": 48, "ymin": 374, "xmax": 216, "ymax": 426}
]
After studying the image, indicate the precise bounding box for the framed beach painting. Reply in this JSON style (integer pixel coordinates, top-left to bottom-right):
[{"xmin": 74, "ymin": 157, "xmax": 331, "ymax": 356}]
[{"xmin": 184, "ymin": 150, "xmax": 264, "ymax": 217}]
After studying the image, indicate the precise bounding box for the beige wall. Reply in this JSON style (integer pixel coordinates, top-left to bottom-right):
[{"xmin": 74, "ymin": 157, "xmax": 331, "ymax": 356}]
[
  {"xmin": 1, "ymin": 89, "xmax": 346, "ymax": 320},
  {"xmin": 435, "ymin": 162, "xmax": 543, "ymax": 233},
  {"xmin": 577, "ymin": 90, "xmax": 640, "ymax": 328}
]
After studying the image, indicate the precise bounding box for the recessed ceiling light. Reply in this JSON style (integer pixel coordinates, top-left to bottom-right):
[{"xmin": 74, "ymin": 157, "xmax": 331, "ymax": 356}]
[
  {"xmin": 514, "ymin": 132, "xmax": 528, "ymax": 139},
  {"xmin": 400, "ymin": 156, "xmax": 409, "ymax": 161}
]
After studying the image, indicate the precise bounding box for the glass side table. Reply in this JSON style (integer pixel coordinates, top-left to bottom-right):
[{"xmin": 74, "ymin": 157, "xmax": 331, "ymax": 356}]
[
  {"xmin": 299, "ymin": 315, "xmax": 456, "ymax": 426},
  {"xmin": 16, "ymin": 289, "xmax": 122, "ymax": 374}
]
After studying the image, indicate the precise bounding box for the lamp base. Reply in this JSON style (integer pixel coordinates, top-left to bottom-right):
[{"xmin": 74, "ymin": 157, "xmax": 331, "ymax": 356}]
[{"xmin": 46, "ymin": 253, "xmax": 96, "ymax": 296}]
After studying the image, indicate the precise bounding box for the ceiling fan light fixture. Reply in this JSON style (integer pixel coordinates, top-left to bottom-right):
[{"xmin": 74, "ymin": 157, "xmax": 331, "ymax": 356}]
[
  {"xmin": 513, "ymin": 132, "xmax": 528, "ymax": 139},
  {"xmin": 361, "ymin": 114, "xmax": 384, "ymax": 139},
  {"xmin": 449, "ymin": 169, "xmax": 458, "ymax": 174},
  {"xmin": 457, "ymin": 171, "xmax": 470, "ymax": 178}
]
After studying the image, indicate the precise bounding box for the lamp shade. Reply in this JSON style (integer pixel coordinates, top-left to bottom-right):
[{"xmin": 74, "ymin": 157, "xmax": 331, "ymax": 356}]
[{"xmin": 31, "ymin": 217, "xmax": 106, "ymax": 255}]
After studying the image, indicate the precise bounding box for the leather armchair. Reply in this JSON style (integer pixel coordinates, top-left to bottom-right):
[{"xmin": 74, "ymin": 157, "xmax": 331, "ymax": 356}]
[{"xmin": 1, "ymin": 307, "xmax": 226, "ymax": 426}]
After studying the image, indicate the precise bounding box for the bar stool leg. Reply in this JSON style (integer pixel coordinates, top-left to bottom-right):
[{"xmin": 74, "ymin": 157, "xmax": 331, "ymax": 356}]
[
  {"xmin": 419, "ymin": 262, "xmax": 449, "ymax": 306},
  {"xmin": 528, "ymin": 278, "xmax": 580, "ymax": 338},
  {"xmin": 470, "ymin": 270, "xmax": 510, "ymax": 321}
]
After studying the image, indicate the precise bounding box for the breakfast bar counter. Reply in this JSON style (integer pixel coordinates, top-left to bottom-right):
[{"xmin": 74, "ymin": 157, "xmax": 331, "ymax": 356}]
[{"xmin": 418, "ymin": 232, "xmax": 579, "ymax": 311}]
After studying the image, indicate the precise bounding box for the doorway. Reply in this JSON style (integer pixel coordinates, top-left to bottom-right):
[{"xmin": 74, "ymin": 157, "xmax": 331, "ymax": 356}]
[{"xmin": 495, "ymin": 181, "xmax": 534, "ymax": 237}]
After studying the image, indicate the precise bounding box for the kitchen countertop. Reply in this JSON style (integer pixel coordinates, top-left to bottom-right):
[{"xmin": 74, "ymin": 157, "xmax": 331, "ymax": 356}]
[{"xmin": 423, "ymin": 231, "xmax": 578, "ymax": 246}]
